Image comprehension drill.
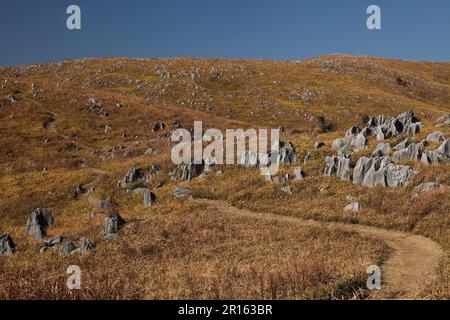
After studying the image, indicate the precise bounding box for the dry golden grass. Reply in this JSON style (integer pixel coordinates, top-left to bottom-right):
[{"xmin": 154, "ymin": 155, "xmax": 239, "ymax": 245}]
[{"xmin": 0, "ymin": 55, "xmax": 449, "ymax": 299}]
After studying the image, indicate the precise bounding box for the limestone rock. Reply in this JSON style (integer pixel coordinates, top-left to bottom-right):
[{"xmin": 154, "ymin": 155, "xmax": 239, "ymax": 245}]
[
  {"xmin": 393, "ymin": 138, "xmax": 411, "ymax": 151},
  {"xmin": 60, "ymin": 242, "xmax": 77, "ymax": 255},
  {"xmin": 414, "ymin": 182, "xmax": 445, "ymax": 192},
  {"xmin": 371, "ymin": 143, "xmax": 392, "ymax": 158},
  {"xmin": 143, "ymin": 191, "xmax": 157, "ymax": 208},
  {"xmin": 26, "ymin": 208, "xmax": 54, "ymax": 240},
  {"xmin": 331, "ymin": 138, "xmax": 350, "ymax": 152},
  {"xmin": 275, "ymin": 141, "xmax": 296, "ymax": 165},
  {"xmin": 173, "ymin": 187, "xmax": 190, "ymax": 198},
  {"xmin": 426, "ymin": 132, "xmax": 445, "ymax": 143},
  {"xmin": 118, "ymin": 166, "xmax": 143, "ymax": 187},
  {"xmin": 324, "ymin": 154, "xmax": 351, "ymax": 181},
  {"xmin": 314, "ymin": 141, "xmax": 325, "ymax": 149},
  {"xmin": 393, "ymin": 142, "xmax": 424, "ymax": 162},
  {"xmin": 344, "ymin": 202, "xmax": 360, "ymax": 213},
  {"xmin": 293, "ymin": 167, "xmax": 306, "ymax": 181},
  {"xmin": 170, "ymin": 162, "xmax": 204, "ymax": 181},
  {"xmin": 103, "ymin": 213, "xmax": 126, "ymax": 236},
  {"xmin": 0, "ymin": 234, "xmax": 15, "ymax": 256},
  {"xmin": 353, "ymin": 156, "xmax": 413, "ymax": 188}
]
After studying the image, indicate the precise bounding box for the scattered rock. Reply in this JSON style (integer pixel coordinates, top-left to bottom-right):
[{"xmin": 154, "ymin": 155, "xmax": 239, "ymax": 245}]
[
  {"xmin": 64, "ymin": 144, "xmax": 80, "ymax": 152},
  {"xmin": 26, "ymin": 208, "xmax": 54, "ymax": 240},
  {"xmin": 314, "ymin": 141, "xmax": 325, "ymax": 149},
  {"xmin": 353, "ymin": 156, "xmax": 413, "ymax": 188},
  {"xmin": 426, "ymin": 131, "xmax": 445, "ymax": 143},
  {"xmin": 303, "ymin": 152, "xmax": 311, "ymax": 164},
  {"xmin": 421, "ymin": 150, "xmax": 441, "ymax": 164},
  {"xmin": 7, "ymin": 95, "xmax": 18, "ymax": 103},
  {"xmin": 293, "ymin": 167, "xmax": 305, "ymax": 181},
  {"xmin": 416, "ymin": 139, "xmax": 448, "ymax": 164},
  {"xmin": 74, "ymin": 184, "xmax": 86, "ymax": 198},
  {"xmin": 143, "ymin": 191, "xmax": 157, "ymax": 208},
  {"xmin": 393, "ymin": 138, "xmax": 411, "ymax": 151},
  {"xmin": 0, "ymin": 234, "xmax": 15, "ymax": 256},
  {"xmin": 173, "ymin": 187, "xmax": 190, "ymax": 198},
  {"xmin": 60, "ymin": 242, "xmax": 77, "ymax": 255},
  {"xmin": 170, "ymin": 162, "xmax": 204, "ymax": 181},
  {"xmin": 144, "ymin": 148, "xmax": 154, "ymax": 155},
  {"xmin": 436, "ymin": 138, "xmax": 450, "ymax": 160},
  {"xmin": 345, "ymin": 126, "xmax": 361, "ymax": 138},
  {"xmin": 351, "ymin": 131, "xmax": 368, "ymax": 150},
  {"xmin": 77, "ymin": 238, "xmax": 94, "ymax": 255},
  {"xmin": 436, "ymin": 114, "xmax": 450, "ymax": 126},
  {"xmin": 367, "ymin": 110, "xmax": 422, "ymax": 140},
  {"xmin": 118, "ymin": 166, "xmax": 143, "ymax": 187},
  {"xmin": 103, "ymin": 213, "xmax": 126, "ymax": 236},
  {"xmin": 40, "ymin": 236, "xmax": 64, "ymax": 253},
  {"xmin": 128, "ymin": 187, "xmax": 148, "ymax": 195},
  {"xmin": 123, "ymin": 149, "xmax": 135, "ymax": 158},
  {"xmin": 344, "ymin": 202, "xmax": 360, "ymax": 213},
  {"xmin": 151, "ymin": 122, "xmax": 166, "ymax": 132},
  {"xmin": 393, "ymin": 142, "xmax": 425, "ymax": 162},
  {"xmin": 324, "ymin": 154, "xmax": 351, "ymax": 181},
  {"xmin": 45, "ymin": 236, "xmax": 64, "ymax": 246},
  {"xmin": 99, "ymin": 199, "xmax": 115, "ymax": 210},
  {"xmin": 331, "ymin": 138, "xmax": 350, "ymax": 152},
  {"xmin": 141, "ymin": 164, "xmax": 161, "ymax": 183},
  {"xmin": 371, "ymin": 143, "xmax": 392, "ymax": 158},
  {"xmin": 413, "ymin": 182, "xmax": 445, "ymax": 192},
  {"xmin": 276, "ymin": 141, "xmax": 296, "ymax": 165}
]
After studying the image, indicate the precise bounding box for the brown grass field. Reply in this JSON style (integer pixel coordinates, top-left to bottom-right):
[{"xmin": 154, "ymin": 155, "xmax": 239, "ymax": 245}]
[{"xmin": 0, "ymin": 55, "xmax": 448, "ymax": 299}]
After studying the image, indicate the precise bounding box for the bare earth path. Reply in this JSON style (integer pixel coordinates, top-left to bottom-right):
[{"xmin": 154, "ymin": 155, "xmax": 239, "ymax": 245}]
[{"xmin": 197, "ymin": 199, "xmax": 445, "ymax": 299}]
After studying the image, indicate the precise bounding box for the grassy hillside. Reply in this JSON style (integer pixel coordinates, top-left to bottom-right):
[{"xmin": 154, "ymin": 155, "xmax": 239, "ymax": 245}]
[{"xmin": 0, "ymin": 55, "xmax": 448, "ymax": 299}]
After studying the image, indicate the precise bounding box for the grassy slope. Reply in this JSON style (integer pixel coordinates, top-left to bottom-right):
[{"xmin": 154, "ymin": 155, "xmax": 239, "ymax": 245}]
[{"xmin": 0, "ymin": 55, "xmax": 448, "ymax": 299}]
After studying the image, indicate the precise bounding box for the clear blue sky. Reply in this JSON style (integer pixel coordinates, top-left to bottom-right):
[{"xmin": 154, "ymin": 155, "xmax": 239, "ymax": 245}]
[{"xmin": 0, "ymin": 0, "xmax": 449, "ymax": 66}]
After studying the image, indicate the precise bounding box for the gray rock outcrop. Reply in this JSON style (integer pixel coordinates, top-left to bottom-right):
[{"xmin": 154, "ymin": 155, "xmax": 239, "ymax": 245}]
[
  {"xmin": 324, "ymin": 154, "xmax": 351, "ymax": 181},
  {"xmin": 118, "ymin": 166, "xmax": 143, "ymax": 188},
  {"xmin": 366, "ymin": 110, "xmax": 422, "ymax": 141},
  {"xmin": 0, "ymin": 234, "xmax": 15, "ymax": 256},
  {"xmin": 60, "ymin": 242, "xmax": 77, "ymax": 255},
  {"xmin": 426, "ymin": 132, "xmax": 445, "ymax": 143},
  {"xmin": 143, "ymin": 191, "xmax": 157, "ymax": 208},
  {"xmin": 293, "ymin": 167, "xmax": 306, "ymax": 181},
  {"xmin": 26, "ymin": 208, "xmax": 54, "ymax": 240},
  {"xmin": 77, "ymin": 238, "xmax": 94, "ymax": 255},
  {"xmin": 371, "ymin": 143, "xmax": 392, "ymax": 158},
  {"xmin": 392, "ymin": 142, "xmax": 425, "ymax": 162},
  {"xmin": 170, "ymin": 162, "xmax": 205, "ymax": 181},
  {"xmin": 353, "ymin": 156, "xmax": 413, "ymax": 188},
  {"xmin": 276, "ymin": 141, "xmax": 296, "ymax": 165},
  {"xmin": 331, "ymin": 138, "xmax": 350, "ymax": 152},
  {"xmin": 173, "ymin": 187, "xmax": 190, "ymax": 198},
  {"xmin": 393, "ymin": 138, "xmax": 411, "ymax": 151},
  {"xmin": 413, "ymin": 182, "xmax": 445, "ymax": 192},
  {"xmin": 344, "ymin": 202, "xmax": 360, "ymax": 213},
  {"xmin": 103, "ymin": 213, "xmax": 126, "ymax": 236},
  {"xmin": 421, "ymin": 138, "xmax": 450, "ymax": 164}
]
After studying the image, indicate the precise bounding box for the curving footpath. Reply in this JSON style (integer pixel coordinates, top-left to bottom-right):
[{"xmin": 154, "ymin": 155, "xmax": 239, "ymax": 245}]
[{"xmin": 197, "ymin": 199, "xmax": 445, "ymax": 299}]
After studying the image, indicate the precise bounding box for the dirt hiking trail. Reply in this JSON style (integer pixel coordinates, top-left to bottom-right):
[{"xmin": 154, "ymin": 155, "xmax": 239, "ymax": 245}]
[{"xmin": 198, "ymin": 199, "xmax": 445, "ymax": 299}]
